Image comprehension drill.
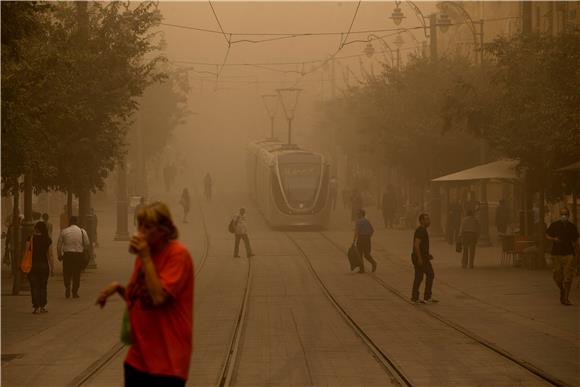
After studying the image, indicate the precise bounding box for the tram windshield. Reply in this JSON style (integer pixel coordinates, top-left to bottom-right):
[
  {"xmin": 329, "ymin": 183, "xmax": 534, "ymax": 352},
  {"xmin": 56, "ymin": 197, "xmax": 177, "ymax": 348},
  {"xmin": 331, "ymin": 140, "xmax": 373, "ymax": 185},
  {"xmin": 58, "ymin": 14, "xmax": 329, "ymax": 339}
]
[{"xmin": 278, "ymin": 153, "xmax": 322, "ymax": 208}]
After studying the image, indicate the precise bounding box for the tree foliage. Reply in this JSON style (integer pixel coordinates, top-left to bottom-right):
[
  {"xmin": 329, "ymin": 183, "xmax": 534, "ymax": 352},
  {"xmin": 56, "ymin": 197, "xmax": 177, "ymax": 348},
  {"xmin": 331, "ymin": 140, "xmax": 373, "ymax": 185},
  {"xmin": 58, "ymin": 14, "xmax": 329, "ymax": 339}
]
[
  {"xmin": 1, "ymin": 2, "xmax": 166, "ymax": 194},
  {"xmin": 319, "ymin": 56, "xmax": 481, "ymax": 185},
  {"xmin": 443, "ymin": 31, "xmax": 580, "ymax": 195}
]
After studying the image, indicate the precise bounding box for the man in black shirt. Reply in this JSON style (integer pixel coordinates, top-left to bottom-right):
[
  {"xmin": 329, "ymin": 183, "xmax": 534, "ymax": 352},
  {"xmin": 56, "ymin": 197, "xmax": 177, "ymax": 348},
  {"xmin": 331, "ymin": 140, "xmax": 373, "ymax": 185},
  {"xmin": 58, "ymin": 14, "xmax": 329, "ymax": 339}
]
[
  {"xmin": 546, "ymin": 207, "xmax": 579, "ymax": 305},
  {"xmin": 411, "ymin": 213, "xmax": 438, "ymax": 304}
]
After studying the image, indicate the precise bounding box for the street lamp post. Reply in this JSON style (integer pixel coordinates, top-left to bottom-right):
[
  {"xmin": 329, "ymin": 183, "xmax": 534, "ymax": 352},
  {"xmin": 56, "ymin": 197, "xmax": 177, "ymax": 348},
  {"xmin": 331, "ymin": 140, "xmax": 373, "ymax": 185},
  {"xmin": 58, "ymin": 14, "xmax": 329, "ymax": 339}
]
[
  {"xmin": 261, "ymin": 94, "xmax": 280, "ymax": 140},
  {"xmin": 276, "ymin": 88, "xmax": 302, "ymax": 146},
  {"xmin": 363, "ymin": 34, "xmax": 396, "ymax": 69},
  {"xmin": 437, "ymin": 1, "xmax": 490, "ymax": 246}
]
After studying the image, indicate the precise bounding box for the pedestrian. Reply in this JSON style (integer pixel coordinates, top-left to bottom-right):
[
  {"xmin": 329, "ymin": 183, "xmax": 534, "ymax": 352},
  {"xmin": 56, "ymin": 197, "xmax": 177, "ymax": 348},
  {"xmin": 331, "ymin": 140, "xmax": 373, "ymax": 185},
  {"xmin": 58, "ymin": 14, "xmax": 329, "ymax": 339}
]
[
  {"xmin": 232, "ymin": 208, "xmax": 254, "ymax": 258},
  {"xmin": 495, "ymin": 199, "xmax": 510, "ymax": 235},
  {"xmin": 545, "ymin": 207, "xmax": 579, "ymax": 306},
  {"xmin": 57, "ymin": 216, "xmax": 90, "ymax": 299},
  {"xmin": 204, "ymin": 173, "xmax": 212, "ymax": 201},
  {"xmin": 350, "ymin": 189, "xmax": 363, "ymax": 222},
  {"xmin": 459, "ymin": 209, "xmax": 480, "ymax": 269},
  {"xmin": 3, "ymin": 215, "xmax": 14, "ymax": 266},
  {"xmin": 41, "ymin": 213, "xmax": 53, "ymax": 241},
  {"xmin": 179, "ymin": 188, "xmax": 190, "ymax": 223},
  {"xmin": 381, "ymin": 186, "xmax": 397, "ymax": 229},
  {"xmin": 134, "ymin": 197, "xmax": 145, "ymax": 226},
  {"xmin": 328, "ymin": 176, "xmax": 338, "ymax": 211},
  {"xmin": 96, "ymin": 202, "xmax": 194, "ymax": 387},
  {"xmin": 411, "ymin": 213, "xmax": 438, "ymax": 304},
  {"xmin": 445, "ymin": 201, "xmax": 461, "ymax": 244},
  {"xmin": 353, "ymin": 209, "xmax": 377, "ymax": 273},
  {"xmin": 28, "ymin": 221, "xmax": 55, "ymax": 314}
]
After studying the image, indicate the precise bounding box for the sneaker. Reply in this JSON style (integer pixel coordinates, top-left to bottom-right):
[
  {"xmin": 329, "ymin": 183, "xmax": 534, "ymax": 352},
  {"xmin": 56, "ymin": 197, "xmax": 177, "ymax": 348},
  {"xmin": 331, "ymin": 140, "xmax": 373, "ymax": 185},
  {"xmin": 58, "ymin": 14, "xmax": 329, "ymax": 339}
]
[
  {"xmin": 40, "ymin": 307, "xmax": 48, "ymax": 313},
  {"xmin": 424, "ymin": 298, "xmax": 439, "ymax": 304},
  {"xmin": 32, "ymin": 308, "xmax": 39, "ymax": 314},
  {"xmin": 73, "ymin": 294, "xmax": 79, "ymax": 299},
  {"xmin": 411, "ymin": 299, "xmax": 425, "ymax": 304}
]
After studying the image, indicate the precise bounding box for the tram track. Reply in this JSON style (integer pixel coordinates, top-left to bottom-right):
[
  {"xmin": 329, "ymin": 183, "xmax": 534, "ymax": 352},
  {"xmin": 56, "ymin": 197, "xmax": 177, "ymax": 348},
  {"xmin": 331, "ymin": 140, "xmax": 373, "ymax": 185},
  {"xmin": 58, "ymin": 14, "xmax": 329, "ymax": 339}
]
[
  {"xmin": 217, "ymin": 256, "xmax": 253, "ymax": 387},
  {"xmin": 318, "ymin": 231, "xmax": 567, "ymax": 387},
  {"xmin": 69, "ymin": 187, "xmax": 211, "ymax": 387},
  {"xmin": 285, "ymin": 232, "xmax": 412, "ymax": 387}
]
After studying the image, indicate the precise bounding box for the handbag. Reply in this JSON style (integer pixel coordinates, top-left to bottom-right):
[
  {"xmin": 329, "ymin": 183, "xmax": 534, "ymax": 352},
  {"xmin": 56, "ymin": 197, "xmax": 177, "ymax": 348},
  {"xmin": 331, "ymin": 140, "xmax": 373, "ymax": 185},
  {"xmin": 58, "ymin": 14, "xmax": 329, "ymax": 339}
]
[
  {"xmin": 120, "ymin": 307, "xmax": 134, "ymax": 345},
  {"xmin": 80, "ymin": 229, "xmax": 91, "ymax": 270},
  {"xmin": 20, "ymin": 237, "xmax": 33, "ymax": 273}
]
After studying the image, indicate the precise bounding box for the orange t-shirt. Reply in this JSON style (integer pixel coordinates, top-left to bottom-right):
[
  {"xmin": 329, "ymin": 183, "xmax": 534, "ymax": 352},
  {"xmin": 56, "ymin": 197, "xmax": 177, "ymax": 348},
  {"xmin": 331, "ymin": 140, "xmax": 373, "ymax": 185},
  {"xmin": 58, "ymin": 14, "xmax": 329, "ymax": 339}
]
[{"xmin": 125, "ymin": 240, "xmax": 194, "ymax": 380}]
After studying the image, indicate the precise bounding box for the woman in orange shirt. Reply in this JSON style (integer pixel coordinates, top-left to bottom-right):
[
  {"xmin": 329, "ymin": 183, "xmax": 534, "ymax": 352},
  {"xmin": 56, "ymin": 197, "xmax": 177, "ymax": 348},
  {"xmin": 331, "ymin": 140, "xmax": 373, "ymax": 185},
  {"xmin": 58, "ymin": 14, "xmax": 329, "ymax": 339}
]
[{"xmin": 96, "ymin": 202, "xmax": 194, "ymax": 387}]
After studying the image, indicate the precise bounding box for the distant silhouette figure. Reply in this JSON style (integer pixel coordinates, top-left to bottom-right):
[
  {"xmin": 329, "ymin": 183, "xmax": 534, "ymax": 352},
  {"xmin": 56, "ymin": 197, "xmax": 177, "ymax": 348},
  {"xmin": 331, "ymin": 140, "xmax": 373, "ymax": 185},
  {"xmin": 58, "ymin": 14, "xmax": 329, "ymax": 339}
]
[
  {"xmin": 204, "ymin": 173, "xmax": 212, "ymax": 202},
  {"xmin": 180, "ymin": 188, "xmax": 191, "ymax": 223}
]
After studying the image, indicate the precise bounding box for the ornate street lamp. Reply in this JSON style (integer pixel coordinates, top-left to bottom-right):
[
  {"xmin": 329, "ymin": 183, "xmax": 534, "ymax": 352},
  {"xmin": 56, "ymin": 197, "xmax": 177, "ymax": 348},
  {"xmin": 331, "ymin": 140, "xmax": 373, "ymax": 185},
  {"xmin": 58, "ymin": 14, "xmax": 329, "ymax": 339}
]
[
  {"xmin": 393, "ymin": 33, "xmax": 405, "ymax": 48},
  {"xmin": 390, "ymin": 3, "xmax": 406, "ymax": 26},
  {"xmin": 363, "ymin": 42, "xmax": 375, "ymax": 58},
  {"xmin": 276, "ymin": 88, "xmax": 302, "ymax": 145},
  {"xmin": 261, "ymin": 94, "xmax": 280, "ymax": 139},
  {"xmin": 437, "ymin": 11, "xmax": 452, "ymax": 33}
]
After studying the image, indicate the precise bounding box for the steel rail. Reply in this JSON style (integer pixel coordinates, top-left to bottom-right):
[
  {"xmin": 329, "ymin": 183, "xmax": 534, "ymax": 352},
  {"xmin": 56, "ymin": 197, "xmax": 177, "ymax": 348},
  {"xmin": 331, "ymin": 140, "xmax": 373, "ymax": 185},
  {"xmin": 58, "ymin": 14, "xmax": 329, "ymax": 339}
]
[
  {"xmin": 70, "ymin": 185, "xmax": 212, "ymax": 387},
  {"xmin": 285, "ymin": 232, "xmax": 412, "ymax": 387},
  {"xmin": 319, "ymin": 232, "xmax": 567, "ymax": 387},
  {"xmin": 217, "ymin": 257, "xmax": 253, "ymax": 387}
]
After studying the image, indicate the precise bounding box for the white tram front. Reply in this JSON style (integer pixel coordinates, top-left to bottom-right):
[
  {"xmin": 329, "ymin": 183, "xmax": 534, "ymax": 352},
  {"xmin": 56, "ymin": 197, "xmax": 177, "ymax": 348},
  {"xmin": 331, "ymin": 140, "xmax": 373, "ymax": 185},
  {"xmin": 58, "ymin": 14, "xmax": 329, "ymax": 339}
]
[{"xmin": 247, "ymin": 140, "xmax": 330, "ymax": 228}]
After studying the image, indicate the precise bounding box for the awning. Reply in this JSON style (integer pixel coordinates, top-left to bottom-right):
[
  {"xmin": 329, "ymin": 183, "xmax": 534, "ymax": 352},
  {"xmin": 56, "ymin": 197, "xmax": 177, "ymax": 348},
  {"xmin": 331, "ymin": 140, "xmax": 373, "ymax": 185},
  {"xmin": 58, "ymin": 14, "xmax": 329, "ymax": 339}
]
[
  {"xmin": 559, "ymin": 161, "xmax": 580, "ymax": 171},
  {"xmin": 432, "ymin": 159, "xmax": 521, "ymax": 182}
]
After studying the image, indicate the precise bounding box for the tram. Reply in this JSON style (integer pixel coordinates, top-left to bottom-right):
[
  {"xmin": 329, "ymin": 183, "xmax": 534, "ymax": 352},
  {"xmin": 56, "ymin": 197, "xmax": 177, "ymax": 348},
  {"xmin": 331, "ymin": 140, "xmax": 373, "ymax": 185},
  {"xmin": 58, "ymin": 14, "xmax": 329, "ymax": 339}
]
[{"xmin": 247, "ymin": 139, "xmax": 330, "ymax": 228}]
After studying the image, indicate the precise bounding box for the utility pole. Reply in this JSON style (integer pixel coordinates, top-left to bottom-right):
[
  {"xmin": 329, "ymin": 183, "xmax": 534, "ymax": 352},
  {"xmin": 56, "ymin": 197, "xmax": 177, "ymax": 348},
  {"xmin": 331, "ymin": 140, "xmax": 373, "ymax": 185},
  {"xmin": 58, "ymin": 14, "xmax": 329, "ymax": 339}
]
[
  {"xmin": 429, "ymin": 13, "xmax": 438, "ymax": 61},
  {"xmin": 427, "ymin": 13, "xmax": 443, "ymax": 236},
  {"xmin": 477, "ymin": 18, "xmax": 491, "ymax": 246}
]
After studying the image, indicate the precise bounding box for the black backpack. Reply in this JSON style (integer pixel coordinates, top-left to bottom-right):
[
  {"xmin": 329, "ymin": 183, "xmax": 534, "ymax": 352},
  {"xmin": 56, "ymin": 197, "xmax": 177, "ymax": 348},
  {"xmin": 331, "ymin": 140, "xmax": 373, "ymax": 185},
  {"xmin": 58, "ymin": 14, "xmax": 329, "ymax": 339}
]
[{"xmin": 228, "ymin": 218, "xmax": 236, "ymax": 234}]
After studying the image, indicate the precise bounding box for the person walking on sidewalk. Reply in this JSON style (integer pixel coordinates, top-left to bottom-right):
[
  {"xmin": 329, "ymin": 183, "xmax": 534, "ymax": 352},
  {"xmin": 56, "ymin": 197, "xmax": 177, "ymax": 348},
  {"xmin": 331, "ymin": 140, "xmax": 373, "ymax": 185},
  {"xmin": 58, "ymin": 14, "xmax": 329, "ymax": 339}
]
[
  {"xmin": 411, "ymin": 213, "xmax": 438, "ymax": 304},
  {"xmin": 459, "ymin": 209, "xmax": 480, "ymax": 269},
  {"xmin": 232, "ymin": 208, "xmax": 254, "ymax": 258},
  {"xmin": 353, "ymin": 209, "xmax": 377, "ymax": 273},
  {"xmin": 546, "ymin": 207, "xmax": 579, "ymax": 306},
  {"xmin": 28, "ymin": 221, "xmax": 55, "ymax": 314},
  {"xmin": 57, "ymin": 216, "xmax": 90, "ymax": 299},
  {"xmin": 179, "ymin": 188, "xmax": 190, "ymax": 223},
  {"xmin": 381, "ymin": 186, "xmax": 397, "ymax": 229},
  {"xmin": 96, "ymin": 202, "xmax": 194, "ymax": 387},
  {"xmin": 329, "ymin": 176, "xmax": 338, "ymax": 211}
]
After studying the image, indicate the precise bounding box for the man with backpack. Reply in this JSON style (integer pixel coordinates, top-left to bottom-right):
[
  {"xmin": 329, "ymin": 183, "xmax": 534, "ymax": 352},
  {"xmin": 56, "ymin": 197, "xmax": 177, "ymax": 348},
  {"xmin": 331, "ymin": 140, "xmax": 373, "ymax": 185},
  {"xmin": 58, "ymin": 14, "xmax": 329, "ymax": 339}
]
[{"xmin": 230, "ymin": 208, "xmax": 254, "ymax": 258}]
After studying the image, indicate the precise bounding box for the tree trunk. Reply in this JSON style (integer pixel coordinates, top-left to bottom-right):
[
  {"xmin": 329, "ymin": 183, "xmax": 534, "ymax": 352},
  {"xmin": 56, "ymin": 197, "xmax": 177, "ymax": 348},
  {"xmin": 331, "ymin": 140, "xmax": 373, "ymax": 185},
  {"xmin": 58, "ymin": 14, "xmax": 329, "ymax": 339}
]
[
  {"xmin": 11, "ymin": 178, "xmax": 21, "ymax": 295},
  {"xmin": 78, "ymin": 187, "xmax": 90, "ymax": 230}
]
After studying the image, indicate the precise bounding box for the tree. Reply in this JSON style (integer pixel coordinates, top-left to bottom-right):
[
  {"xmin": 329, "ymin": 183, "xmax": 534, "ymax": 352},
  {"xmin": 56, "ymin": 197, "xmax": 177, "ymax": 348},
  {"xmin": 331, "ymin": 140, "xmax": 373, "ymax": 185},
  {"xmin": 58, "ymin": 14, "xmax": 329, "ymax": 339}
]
[
  {"xmin": 319, "ymin": 56, "xmax": 481, "ymax": 197},
  {"xmin": 1, "ymin": 2, "xmax": 167, "ymax": 197},
  {"xmin": 442, "ymin": 31, "xmax": 580, "ymax": 245}
]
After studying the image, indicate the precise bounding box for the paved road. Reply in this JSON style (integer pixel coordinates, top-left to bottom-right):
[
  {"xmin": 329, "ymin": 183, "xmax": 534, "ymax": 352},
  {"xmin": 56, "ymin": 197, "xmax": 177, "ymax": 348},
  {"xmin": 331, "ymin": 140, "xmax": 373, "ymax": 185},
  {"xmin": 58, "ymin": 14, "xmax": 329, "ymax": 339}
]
[{"xmin": 2, "ymin": 190, "xmax": 578, "ymax": 386}]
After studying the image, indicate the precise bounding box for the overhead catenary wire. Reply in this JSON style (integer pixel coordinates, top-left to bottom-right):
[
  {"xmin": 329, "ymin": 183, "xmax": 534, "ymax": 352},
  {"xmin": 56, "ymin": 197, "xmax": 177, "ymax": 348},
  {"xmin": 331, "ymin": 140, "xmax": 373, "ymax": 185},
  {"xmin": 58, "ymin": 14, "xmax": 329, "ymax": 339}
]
[
  {"xmin": 159, "ymin": 16, "xmax": 520, "ymax": 39},
  {"xmin": 208, "ymin": 0, "xmax": 230, "ymax": 45},
  {"xmin": 340, "ymin": 0, "xmax": 362, "ymax": 49}
]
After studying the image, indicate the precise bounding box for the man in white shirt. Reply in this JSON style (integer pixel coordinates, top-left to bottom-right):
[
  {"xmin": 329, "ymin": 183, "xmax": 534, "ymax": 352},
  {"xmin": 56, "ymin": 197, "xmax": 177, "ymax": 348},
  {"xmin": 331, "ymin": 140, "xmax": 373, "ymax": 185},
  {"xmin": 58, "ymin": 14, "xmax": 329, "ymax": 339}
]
[
  {"xmin": 57, "ymin": 216, "xmax": 90, "ymax": 298},
  {"xmin": 232, "ymin": 208, "xmax": 254, "ymax": 258}
]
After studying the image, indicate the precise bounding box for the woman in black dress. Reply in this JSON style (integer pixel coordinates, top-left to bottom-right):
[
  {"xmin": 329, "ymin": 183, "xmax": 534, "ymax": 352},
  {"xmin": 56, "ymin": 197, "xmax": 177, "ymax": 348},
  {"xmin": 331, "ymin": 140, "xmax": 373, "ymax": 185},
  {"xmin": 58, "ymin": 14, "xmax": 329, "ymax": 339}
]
[{"xmin": 29, "ymin": 221, "xmax": 54, "ymax": 314}]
